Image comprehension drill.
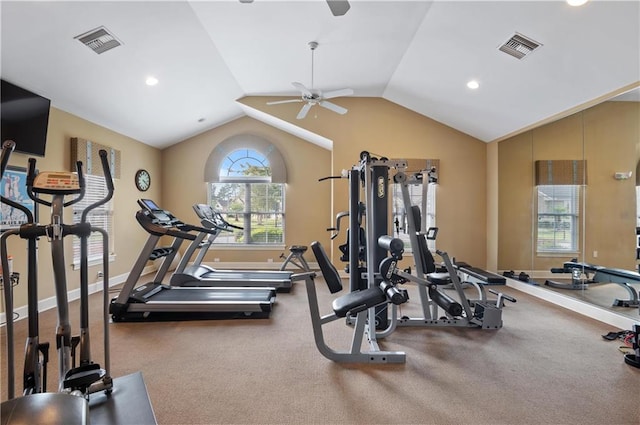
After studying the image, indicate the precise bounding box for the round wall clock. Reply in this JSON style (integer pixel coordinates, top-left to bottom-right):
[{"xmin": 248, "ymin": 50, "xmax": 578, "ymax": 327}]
[{"xmin": 135, "ymin": 169, "xmax": 151, "ymax": 192}]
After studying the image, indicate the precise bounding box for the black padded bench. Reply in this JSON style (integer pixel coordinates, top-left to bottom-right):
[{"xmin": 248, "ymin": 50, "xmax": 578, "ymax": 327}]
[{"xmin": 548, "ymin": 261, "xmax": 640, "ymax": 308}]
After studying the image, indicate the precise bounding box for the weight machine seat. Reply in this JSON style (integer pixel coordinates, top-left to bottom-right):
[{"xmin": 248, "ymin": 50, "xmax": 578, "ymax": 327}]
[
  {"xmin": 332, "ymin": 287, "xmax": 387, "ymax": 318},
  {"xmin": 289, "ymin": 245, "xmax": 307, "ymax": 253},
  {"xmin": 563, "ymin": 261, "xmax": 605, "ymax": 273},
  {"xmin": 599, "ymin": 267, "xmax": 640, "ymax": 282},
  {"xmin": 311, "ymin": 241, "xmax": 388, "ymax": 318},
  {"xmin": 427, "ymin": 272, "xmax": 451, "ymax": 286}
]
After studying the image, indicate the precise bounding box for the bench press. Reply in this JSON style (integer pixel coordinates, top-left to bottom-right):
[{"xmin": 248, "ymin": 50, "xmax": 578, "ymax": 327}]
[{"xmin": 547, "ymin": 260, "xmax": 640, "ymax": 308}]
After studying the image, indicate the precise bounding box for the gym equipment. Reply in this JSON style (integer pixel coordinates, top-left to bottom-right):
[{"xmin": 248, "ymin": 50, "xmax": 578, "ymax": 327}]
[
  {"xmin": 109, "ymin": 199, "xmax": 277, "ymax": 322},
  {"xmin": 1, "ymin": 140, "xmax": 156, "ymax": 424},
  {"xmin": 319, "ymin": 151, "xmax": 405, "ymax": 330},
  {"xmin": 304, "ymin": 152, "xmax": 513, "ymax": 363},
  {"xmin": 301, "ymin": 240, "xmax": 407, "ymax": 363},
  {"xmin": 279, "ymin": 245, "xmax": 311, "ymax": 272},
  {"xmin": 546, "ymin": 260, "xmax": 640, "ymax": 308},
  {"xmin": 624, "ymin": 324, "xmax": 640, "ymax": 368},
  {"xmin": 168, "ymin": 203, "xmax": 298, "ymax": 291},
  {"xmin": 454, "ymin": 261, "xmax": 506, "ymax": 285},
  {"xmin": 383, "ymin": 165, "xmax": 515, "ymax": 330}
]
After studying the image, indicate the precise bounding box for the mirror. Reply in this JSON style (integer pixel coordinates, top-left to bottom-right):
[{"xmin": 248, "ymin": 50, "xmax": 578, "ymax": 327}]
[{"xmin": 498, "ymin": 87, "xmax": 640, "ymax": 322}]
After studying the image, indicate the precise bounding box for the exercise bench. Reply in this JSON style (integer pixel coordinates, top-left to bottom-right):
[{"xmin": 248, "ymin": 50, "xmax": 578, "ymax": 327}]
[{"xmin": 300, "ymin": 241, "xmax": 407, "ymax": 363}]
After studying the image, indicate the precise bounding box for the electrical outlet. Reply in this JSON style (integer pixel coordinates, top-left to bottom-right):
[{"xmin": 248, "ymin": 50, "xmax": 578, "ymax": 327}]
[
  {"xmin": 214, "ymin": 258, "xmax": 220, "ymax": 262},
  {"xmin": 267, "ymin": 258, "xmax": 273, "ymax": 263},
  {"xmin": 593, "ymin": 251, "xmax": 598, "ymax": 258}
]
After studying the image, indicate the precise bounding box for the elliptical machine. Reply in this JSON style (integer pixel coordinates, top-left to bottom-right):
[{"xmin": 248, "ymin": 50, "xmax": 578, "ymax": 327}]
[{"xmin": 1, "ymin": 140, "xmax": 114, "ymax": 423}]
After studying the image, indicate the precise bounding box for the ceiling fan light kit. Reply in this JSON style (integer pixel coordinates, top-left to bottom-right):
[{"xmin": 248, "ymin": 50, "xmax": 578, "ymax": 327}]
[{"xmin": 267, "ymin": 41, "xmax": 353, "ymax": 119}]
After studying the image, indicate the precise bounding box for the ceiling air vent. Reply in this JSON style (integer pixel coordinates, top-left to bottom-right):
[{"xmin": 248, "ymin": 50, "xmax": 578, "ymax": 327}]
[
  {"xmin": 74, "ymin": 26, "xmax": 122, "ymax": 54},
  {"xmin": 498, "ymin": 33, "xmax": 541, "ymax": 60}
]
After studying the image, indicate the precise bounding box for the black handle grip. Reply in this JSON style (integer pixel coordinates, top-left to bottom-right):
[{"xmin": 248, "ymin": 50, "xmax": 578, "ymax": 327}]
[
  {"xmin": 74, "ymin": 161, "xmax": 85, "ymax": 189},
  {"xmin": 26, "ymin": 158, "xmax": 37, "ymax": 187},
  {"xmin": 98, "ymin": 149, "xmax": 115, "ymax": 193},
  {"xmin": 0, "ymin": 140, "xmax": 16, "ymax": 177}
]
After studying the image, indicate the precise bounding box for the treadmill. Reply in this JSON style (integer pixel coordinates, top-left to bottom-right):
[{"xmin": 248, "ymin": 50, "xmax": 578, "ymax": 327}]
[
  {"xmin": 168, "ymin": 204, "xmax": 295, "ymax": 292},
  {"xmin": 109, "ymin": 199, "xmax": 276, "ymax": 322}
]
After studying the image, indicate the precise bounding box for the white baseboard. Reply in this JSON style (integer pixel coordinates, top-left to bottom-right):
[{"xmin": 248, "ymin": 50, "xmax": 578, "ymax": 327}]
[{"xmin": 1, "ymin": 265, "xmax": 157, "ymax": 325}]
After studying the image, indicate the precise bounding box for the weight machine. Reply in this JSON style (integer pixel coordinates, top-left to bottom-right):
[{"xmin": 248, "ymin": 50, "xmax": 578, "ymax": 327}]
[{"xmin": 384, "ymin": 167, "xmax": 515, "ymax": 329}]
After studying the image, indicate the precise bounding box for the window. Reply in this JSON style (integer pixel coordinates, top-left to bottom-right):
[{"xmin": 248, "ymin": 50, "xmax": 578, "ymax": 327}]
[
  {"xmin": 392, "ymin": 177, "xmax": 436, "ymax": 252},
  {"xmin": 72, "ymin": 174, "xmax": 114, "ymax": 267},
  {"xmin": 536, "ymin": 185, "xmax": 579, "ymax": 253},
  {"xmin": 208, "ymin": 149, "xmax": 284, "ymax": 245}
]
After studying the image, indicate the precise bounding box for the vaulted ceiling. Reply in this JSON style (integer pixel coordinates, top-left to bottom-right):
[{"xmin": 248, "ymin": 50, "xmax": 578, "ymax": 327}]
[{"xmin": 1, "ymin": 1, "xmax": 638, "ymax": 149}]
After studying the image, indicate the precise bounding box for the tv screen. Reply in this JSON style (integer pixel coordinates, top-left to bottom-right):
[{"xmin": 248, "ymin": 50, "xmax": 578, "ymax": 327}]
[{"xmin": 1, "ymin": 79, "xmax": 51, "ymax": 157}]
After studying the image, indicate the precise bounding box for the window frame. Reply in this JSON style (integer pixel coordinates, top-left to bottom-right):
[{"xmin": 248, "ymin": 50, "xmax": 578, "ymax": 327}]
[
  {"xmin": 535, "ymin": 184, "xmax": 580, "ymax": 254},
  {"xmin": 207, "ymin": 148, "xmax": 285, "ymax": 247}
]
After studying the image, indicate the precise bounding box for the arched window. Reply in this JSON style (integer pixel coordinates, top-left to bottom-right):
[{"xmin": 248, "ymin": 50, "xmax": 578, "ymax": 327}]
[{"xmin": 205, "ymin": 136, "xmax": 286, "ymax": 246}]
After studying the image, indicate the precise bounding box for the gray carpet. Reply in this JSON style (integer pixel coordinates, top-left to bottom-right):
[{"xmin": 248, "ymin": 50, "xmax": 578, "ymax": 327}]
[{"xmin": 2, "ymin": 278, "xmax": 639, "ymax": 424}]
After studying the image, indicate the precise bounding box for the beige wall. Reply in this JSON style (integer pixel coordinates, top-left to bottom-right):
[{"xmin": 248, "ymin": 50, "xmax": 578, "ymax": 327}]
[
  {"xmin": 497, "ymin": 101, "xmax": 639, "ymax": 272},
  {"xmin": 238, "ymin": 97, "xmax": 488, "ymax": 267},
  {"xmin": 5, "ymin": 97, "xmax": 489, "ymax": 312},
  {"xmin": 161, "ymin": 116, "xmax": 332, "ymax": 263},
  {"xmin": 2, "ymin": 107, "xmax": 161, "ymax": 310}
]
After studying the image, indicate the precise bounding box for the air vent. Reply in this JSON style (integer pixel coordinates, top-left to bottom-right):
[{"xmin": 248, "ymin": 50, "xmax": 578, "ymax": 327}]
[
  {"xmin": 498, "ymin": 33, "xmax": 541, "ymax": 59},
  {"xmin": 74, "ymin": 26, "xmax": 122, "ymax": 54}
]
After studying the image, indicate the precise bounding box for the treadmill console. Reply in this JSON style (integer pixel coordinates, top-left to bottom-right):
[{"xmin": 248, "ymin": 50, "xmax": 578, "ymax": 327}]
[
  {"xmin": 193, "ymin": 203, "xmax": 242, "ymax": 231},
  {"xmin": 138, "ymin": 199, "xmax": 181, "ymax": 227}
]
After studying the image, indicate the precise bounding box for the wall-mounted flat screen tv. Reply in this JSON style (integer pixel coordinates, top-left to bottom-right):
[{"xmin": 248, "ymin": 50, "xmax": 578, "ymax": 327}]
[{"xmin": 1, "ymin": 79, "xmax": 51, "ymax": 157}]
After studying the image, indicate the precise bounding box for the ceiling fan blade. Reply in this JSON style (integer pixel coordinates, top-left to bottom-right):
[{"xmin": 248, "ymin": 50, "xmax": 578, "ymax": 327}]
[
  {"xmin": 267, "ymin": 99, "xmax": 303, "ymax": 105},
  {"xmin": 297, "ymin": 103, "xmax": 313, "ymax": 119},
  {"xmin": 319, "ymin": 100, "xmax": 348, "ymax": 115},
  {"xmin": 327, "ymin": 0, "xmax": 350, "ymax": 16},
  {"xmin": 292, "ymin": 82, "xmax": 313, "ymax": 97},
  {"xmin": 322, "ymin": 88, "xmax": 354, "ymax": 99}
]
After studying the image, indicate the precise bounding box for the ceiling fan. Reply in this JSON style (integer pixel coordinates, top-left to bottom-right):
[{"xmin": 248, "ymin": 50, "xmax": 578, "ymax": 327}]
[
  {"xmin": 239, "ymin": 0, "xmax": 350, "ymax": 17},
  {"xmin": 267, "ymin": 41, "xmax": 354, "ymax": 120}
]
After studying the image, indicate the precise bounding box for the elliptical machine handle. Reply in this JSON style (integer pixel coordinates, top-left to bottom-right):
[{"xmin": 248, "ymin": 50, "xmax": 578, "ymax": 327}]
[
  {"xmin": 98, "ymin": 149, "xmax": 115, "ymax": 195},
  {"xmin": 80, "ymin": 150, "xmax": 114, "ymax": 222},
  {"xmin": 63, "ymin": 161, "xmax": 85, "ymax": 207},
  {"xmin": 26, "ymin": 157, "xmax": 37, "ymax": 188},
  {"xmin": 0, "ymin": 140, "xmax": 16, "ymax": 177}
]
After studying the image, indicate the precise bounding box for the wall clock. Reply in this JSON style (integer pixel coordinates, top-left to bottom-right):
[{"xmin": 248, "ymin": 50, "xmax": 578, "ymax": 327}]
[{"xmin": 135, "ymin": 169, "xmax": 151, "ymax": 192}]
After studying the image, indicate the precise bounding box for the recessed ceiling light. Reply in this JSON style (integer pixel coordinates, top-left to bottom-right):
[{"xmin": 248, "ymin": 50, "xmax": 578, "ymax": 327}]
[
  {"xmin": 145, "ymin": 76, "xmax": 159, "ymax": 86},
  {"xmin": 567, "ymin": 0, "xmax": 588, "ymax": 6},
  {"xmin": 467, "ymin": 80, "xmax": 479, "ymax": 90}
]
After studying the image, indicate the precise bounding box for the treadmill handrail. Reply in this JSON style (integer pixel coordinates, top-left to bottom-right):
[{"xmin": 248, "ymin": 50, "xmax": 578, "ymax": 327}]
[
  {"xmin": 176, "ymin": 222, "xmax": 220, "ymax": 236},
  {"xmin": 136, "ymin": 211, "xmax": 198, "ymax": 240}
]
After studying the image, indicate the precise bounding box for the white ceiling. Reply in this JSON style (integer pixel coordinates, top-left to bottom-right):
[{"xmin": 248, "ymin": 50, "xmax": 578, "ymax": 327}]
[{"xmin": 1, "ymin": 1, "xmax": 639, "ymax": 150}]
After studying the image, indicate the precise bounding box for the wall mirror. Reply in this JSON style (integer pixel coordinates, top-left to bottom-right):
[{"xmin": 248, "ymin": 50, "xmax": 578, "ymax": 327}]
[{"xmin": 498, "ymin": 86, "xmax": 640, "ymax": 322}]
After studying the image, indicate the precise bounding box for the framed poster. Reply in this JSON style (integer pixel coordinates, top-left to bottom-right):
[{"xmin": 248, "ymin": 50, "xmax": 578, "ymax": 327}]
[{"xmin": 1, "ymin": 166, "xmax": 36, "ymax": 231}]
